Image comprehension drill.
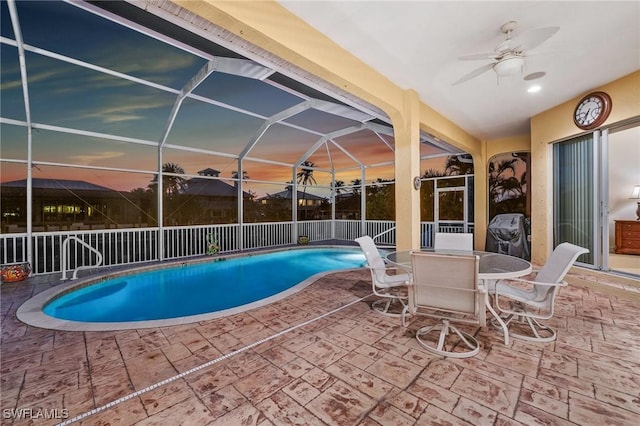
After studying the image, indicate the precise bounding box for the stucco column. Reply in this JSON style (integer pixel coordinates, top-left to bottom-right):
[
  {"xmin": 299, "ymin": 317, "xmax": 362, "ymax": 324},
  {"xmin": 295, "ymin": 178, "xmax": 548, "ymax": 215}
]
[
  {"xmin": 473, "ymin": 143, "xmax": 488, "ymax": 251},
  {"xmin": 393, "ymin": 90, "xmax": 421, "ymax": 250}
]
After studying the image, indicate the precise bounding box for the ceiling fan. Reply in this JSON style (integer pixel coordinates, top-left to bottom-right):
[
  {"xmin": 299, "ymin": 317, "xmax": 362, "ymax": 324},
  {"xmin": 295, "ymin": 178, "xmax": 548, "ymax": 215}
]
[{"xmin": 453, "ymin": 21, "xmax": 559, "ymax": 86}]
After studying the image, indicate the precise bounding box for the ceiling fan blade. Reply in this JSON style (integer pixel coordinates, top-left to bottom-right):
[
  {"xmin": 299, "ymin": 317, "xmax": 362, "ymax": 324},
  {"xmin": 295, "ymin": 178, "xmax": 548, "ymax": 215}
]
[
  {"xmin": 458, "ymin": 52, "xmax": 498, "ymax": 61},
  {"xmin": 510, "ymin": 26, "xmax": 559, "ymax": 51},
  {"xmin": 452, "ymin": 63, "xmax": 494, "ymax": 86}
]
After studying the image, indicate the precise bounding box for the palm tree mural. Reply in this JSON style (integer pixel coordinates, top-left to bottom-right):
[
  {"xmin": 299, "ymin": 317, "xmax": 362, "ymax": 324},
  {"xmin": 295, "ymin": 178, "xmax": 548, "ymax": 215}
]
[
  {"xmin": 297, "ymin": 161, "xmax": 317, "ymax": 219},
  {"xmin": 488, "ymin": 158, "xmax": 523, "ymax": 201},
  {"xmin": 444, "ymin": 154, "xmax": 474, "ymax": 176},
  {"xmin": 488, "ymin": 153, "xmax": 528, "ymax": 219},
  {"xmin": 422, "ymin": 168, "xmax": 445, "ymax": 178}
]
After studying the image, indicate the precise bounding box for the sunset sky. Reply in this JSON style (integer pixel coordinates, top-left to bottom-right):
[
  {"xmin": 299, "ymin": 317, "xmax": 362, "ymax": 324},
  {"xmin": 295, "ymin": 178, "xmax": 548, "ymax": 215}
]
[{"xmin": 1, "ymin": 1, "xmax": 451, "ymax": 196}]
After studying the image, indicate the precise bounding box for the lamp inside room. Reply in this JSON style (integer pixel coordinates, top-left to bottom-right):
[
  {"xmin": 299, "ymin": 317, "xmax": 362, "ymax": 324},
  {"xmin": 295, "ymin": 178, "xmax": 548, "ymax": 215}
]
[{"xmin": 630, "ymin": 185, "xmax": 640, "ymax": 220}]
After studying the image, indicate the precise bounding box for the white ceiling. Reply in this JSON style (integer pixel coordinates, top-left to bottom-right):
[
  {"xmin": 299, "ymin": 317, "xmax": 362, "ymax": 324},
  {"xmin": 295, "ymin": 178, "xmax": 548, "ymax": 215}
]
[{"xmin": 279, "ymin": 1, "xmax": 640, "ymax": 141}]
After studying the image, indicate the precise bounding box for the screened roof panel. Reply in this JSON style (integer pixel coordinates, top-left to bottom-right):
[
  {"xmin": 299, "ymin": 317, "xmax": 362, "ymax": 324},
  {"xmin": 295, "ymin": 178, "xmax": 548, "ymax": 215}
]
[
  {"xmin": 0, "ymin": 45, "xmax": 25, "ymax": 121},
  {"xmin": 167, "ymin": 97, "xmax": 266, "ymax": 155},
  {"xmin": 283, "ymin": 109, "xmax": 361, "ymax": 134},
  {"xmin": 335, "ymin": 170, "xmax": 363, "ymax": 185},
  {"xmin": 26, "ymin": 53, "xmax": 176, "ymax": 140},
  {"xmin": 247, "ymin": 123, "xmax": 321, "ymax": 164},
  {"xmin": 162, "ymin": 149, "xmax": 239, "ymax": 179},
  {"xmin": 30, "ymin": 164, "xmax": 151, "ymax": 193},
  {"xmin": 305, "ymin": 144, "xmax": 335, "ymax": 170},
  {"xmin": 0, "ymin": 0, "xmax": 465, "ymax": 196},
  {"xmin": 193, "ymin": 72, "xmax": 305, "ymax": 117},
  {"xmin": 0, "ymin": 124, "xmax": 27, "ymax": 160},
  {"xmin": 365, "ymin": 164, "xmax": 396, "ymax": 182},
  {"xmin": 333, "ymin": 130, "xmax": 395, "ymax": 165},
  {"xmin": 297, "ymin": 168, "xmax": 332, "ymax": 187},
  {"xmin": 13, "ymin": 1, "xmax": 206, "ymax": 88},
  {"xmin": 32, "ymin": 130, "xmax": 157, "ymax": 170},
  {"xmin": 420, "ymin": 140, "xmax": 456, "ymax": 158},
  {"xmin": 242, "ymin": 160, "xmax": 293, "ymax": 184},
  {"xmin": 327, "ymin": 142, "xmax": 361, "ymax": 170},
  {"xmin": 0, "ymin": 1, "xmax": 15, "ymax": 38},
  {"xmin": 0, "ymin": 162, "xmax": 25, "ymax": 184}
]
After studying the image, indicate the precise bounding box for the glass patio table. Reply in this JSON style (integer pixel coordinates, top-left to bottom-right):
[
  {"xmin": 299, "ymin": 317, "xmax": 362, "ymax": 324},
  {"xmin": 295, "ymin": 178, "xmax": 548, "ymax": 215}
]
[
  {"xmin": 385, "ymin": 249, "xmax": 532, "ymax": 345},
  {"xmin": 385, "ymin": 249, "xmax": 532, "ymax": 280}
]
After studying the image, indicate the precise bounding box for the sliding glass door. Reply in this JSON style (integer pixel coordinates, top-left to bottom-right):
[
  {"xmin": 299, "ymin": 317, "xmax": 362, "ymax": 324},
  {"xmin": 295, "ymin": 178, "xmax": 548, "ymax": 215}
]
[{"xmin": 553, "ymin": 132, "xmax": 599, "ymax": 266}]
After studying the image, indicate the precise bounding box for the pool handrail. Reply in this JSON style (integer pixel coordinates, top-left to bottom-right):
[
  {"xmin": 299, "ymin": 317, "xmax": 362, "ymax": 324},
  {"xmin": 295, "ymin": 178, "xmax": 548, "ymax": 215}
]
[{"xmin": 61, "ymin": 236, "xmax": 103, "ymax": 280}]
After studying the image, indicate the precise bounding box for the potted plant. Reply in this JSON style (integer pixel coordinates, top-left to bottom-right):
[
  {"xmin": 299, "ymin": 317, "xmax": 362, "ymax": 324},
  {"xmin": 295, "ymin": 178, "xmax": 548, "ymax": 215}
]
[{"xmin": 206, "ymin": 233, "xmax": 220, "ymax": 255}]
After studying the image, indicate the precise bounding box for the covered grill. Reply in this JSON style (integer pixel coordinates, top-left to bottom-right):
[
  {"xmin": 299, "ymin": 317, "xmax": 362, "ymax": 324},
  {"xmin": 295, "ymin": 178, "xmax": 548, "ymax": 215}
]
[{"xmin": 485, "ymin": 213, "xmax": 530, "ymax": 260}]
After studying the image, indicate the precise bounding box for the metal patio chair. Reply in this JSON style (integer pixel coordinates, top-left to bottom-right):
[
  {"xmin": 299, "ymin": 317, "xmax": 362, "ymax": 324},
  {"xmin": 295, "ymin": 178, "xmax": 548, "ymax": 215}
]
[
  {"xmin": 355, "ymin": 235, "xmax": 411, "ymax": 317},
  {"xmin": 488, "ymin": 242, "xmax": 589, "ymax": 343},
  {"xmin": 434, "ymin": 232, "xmax": 474, "ymax": 251},
  {"xmin": 403, "ymin": 251, "xmax": 485, "ymax": 358}
]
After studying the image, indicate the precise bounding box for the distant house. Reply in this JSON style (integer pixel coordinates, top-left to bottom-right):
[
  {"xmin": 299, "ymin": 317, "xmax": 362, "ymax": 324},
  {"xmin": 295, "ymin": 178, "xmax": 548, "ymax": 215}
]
[
  {"xmin": 257, "ymin": 188, "xmax": 326, "ymax": 220},
  {"xmin": 333, "ymin": 192, "xmax": 361, "ymax": 219},
  {"xmin": 178, "ymin": 168, "xmax": 251, "ymax": 224},
  {"xmin": 1, "ymin": 178, "xmax": 128, "ymax": 231}
]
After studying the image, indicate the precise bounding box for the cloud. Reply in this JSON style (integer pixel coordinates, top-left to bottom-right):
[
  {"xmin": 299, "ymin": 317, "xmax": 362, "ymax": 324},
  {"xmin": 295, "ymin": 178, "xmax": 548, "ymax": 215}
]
[{"xmin": 69, "ymin": 151, "xmax": 125, "ymax": 165}]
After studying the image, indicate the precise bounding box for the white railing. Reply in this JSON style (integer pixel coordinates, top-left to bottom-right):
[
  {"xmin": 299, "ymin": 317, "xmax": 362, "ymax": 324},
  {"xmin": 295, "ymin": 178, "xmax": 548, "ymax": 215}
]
[
  {"xmin": 0, "ymin": 219, "xmax": 474, "ymax": 276},
  {"xmin": 61, "ymin": 236, "xmax": 103, "ymax": 280},
  {"xmin": 334, "ymin": 220, "xmax": 362, "ymax": 240},
  {"xmin": 367, "ymin": 220, "xmax": 396, "ymax": 245},
  {"xmin": 243, "ymin": 221, "xmax": 293, "ymax": 249},
  {"xmin": 0, "ymin": 233, "xmax": 28, "ymax": 265},
  {"xmin": 298, "ymin": 220, "xmax": 332, "ymax": 242},
  {"xmin": 164, "ymin": 224, "xmax": 239, "ymax": 260}
]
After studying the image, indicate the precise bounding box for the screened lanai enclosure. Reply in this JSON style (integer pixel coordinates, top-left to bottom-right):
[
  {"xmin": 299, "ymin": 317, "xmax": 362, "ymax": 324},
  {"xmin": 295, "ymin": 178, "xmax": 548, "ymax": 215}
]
[{"xmin": 0, "ymin": 0, "xmax": 474, "ymax": 275}]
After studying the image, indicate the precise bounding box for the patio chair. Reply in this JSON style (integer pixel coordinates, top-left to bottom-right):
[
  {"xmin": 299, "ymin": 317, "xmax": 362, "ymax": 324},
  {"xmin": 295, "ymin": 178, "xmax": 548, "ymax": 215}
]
[
  {"xmin": 355, "ymin": 236, "xmax": 411, "ymax": 317},
  {"xmin": 488, "ymin": 242, "xmax": 589, "ymax": 343},
  {"xmin": 403, "ymin": 251, "xmax": 485, "ymax": 358},
  {"xmin": 434, "ymin": 232, "xmax": 473, "ymax": 251}
]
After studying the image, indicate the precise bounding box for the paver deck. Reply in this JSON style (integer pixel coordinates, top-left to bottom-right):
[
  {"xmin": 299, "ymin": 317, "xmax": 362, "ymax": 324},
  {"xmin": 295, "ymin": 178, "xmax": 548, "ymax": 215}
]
[{"xmin": 1, "ymin": 265, "xmax": 639, "ymax": 425}]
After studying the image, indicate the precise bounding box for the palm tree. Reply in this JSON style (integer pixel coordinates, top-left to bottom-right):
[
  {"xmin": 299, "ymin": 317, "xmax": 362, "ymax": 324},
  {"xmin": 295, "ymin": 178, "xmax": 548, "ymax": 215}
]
[
  {"xmin": 296, "ymin": 161, "xmax": 317, "ymax": 219},
  {"xmin": 296, "ymin": 161, "xmax": 317, "ymax": 187},
  {"xmin": 350, "ymin": 178, "xmax": 362, "ymax": 196},
  {"xmin": 148, "ymin": 162, "xmax": 187, "ymax": 197},
  {"xmin": 231, "ymin": 170, "xmax": 250, "ymax": 180},
  {"xmin": 333, "ymin": 180, "xmax": 345, "ymax": 195}
]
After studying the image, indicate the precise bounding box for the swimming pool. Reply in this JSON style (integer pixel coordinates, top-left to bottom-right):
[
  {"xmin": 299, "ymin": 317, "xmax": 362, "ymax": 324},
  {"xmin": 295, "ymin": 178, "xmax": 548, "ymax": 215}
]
[{"xmin": 18, "ymin": 247, "xmax": 367, "ymax": 331}]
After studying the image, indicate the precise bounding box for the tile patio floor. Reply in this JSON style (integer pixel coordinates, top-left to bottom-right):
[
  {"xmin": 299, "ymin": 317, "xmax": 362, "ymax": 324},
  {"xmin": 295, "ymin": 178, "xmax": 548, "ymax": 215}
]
[{"xmin": 1, "ymin": 266, "xmax": 639, "ymax": 425}]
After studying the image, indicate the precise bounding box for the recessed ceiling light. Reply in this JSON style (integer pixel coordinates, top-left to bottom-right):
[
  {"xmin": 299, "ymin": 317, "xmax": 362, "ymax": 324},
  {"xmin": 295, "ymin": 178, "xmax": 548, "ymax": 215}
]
[
  {"xmin": 527, "ymin": 85, "xmax": 542, "ymax": 93},
  {"xmin": 524, "ymin": 71, "xmax": 546, "ymax": 81}
]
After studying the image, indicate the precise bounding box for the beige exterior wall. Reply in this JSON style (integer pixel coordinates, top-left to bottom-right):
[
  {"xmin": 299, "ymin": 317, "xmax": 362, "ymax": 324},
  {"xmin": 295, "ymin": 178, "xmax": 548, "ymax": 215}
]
[{"xmin": 530, "ymin": 71, "xmax": 640, "ymax": 264}]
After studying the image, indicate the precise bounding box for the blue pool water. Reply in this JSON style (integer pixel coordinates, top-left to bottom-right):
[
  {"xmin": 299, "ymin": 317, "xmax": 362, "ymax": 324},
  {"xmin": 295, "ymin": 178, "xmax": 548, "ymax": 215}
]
[{"xmin": 44, "ymin": 248, "xmax": 366, "ymax": 322}]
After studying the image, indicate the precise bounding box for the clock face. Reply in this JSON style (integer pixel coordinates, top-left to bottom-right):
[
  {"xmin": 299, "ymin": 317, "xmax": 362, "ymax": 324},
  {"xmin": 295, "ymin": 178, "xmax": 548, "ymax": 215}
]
[
  {"xmin": 573, "ymin": 92, "xmax": 612, "ymax": 130},
  {"xmin": 574, "ymin": 96, "xmax": 603, "ymax": 127}
]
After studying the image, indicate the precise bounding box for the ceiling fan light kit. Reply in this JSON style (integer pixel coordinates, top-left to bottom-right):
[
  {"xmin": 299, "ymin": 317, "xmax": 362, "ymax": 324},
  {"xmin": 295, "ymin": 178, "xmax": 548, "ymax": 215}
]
[
  {"xmin": 454, "ymin": 21, "xmax": 559, "ymax": 86},
  {"xmin": 493, "ymin": 56, "xmax": 524, "ymax": 76}
]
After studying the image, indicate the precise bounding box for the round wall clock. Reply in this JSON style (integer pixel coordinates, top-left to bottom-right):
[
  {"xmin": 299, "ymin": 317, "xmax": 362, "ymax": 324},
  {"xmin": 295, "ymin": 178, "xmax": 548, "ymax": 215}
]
[{"xmin": 573, "ymin": 91, "xmax": 612, "ymax": 130}]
